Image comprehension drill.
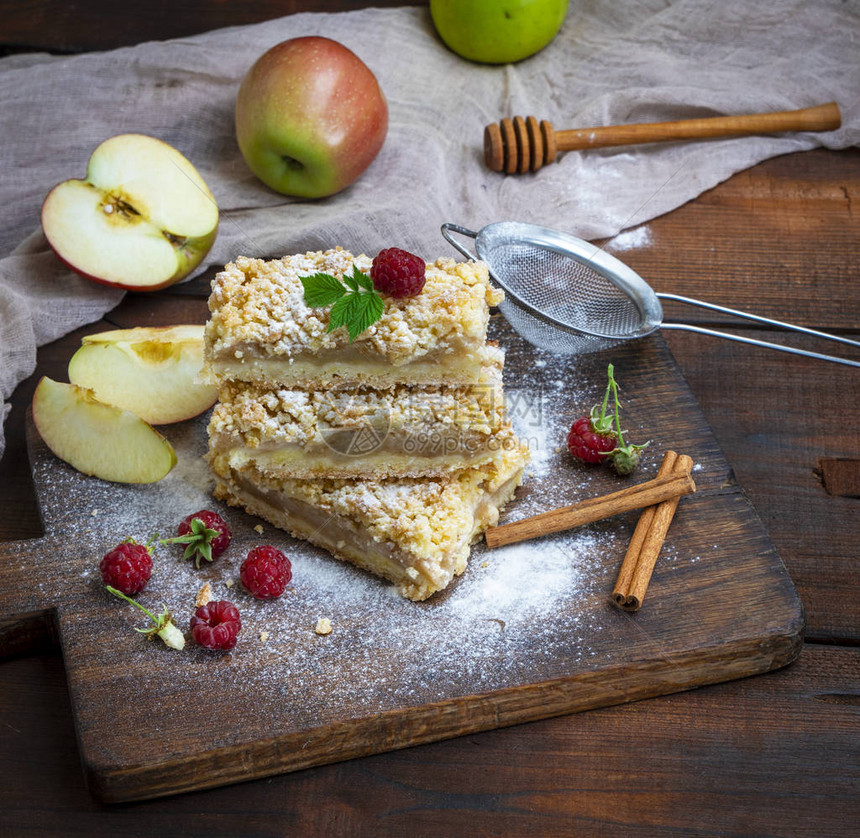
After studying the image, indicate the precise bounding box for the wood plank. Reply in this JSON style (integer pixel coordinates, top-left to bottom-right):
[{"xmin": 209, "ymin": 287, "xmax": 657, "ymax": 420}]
[
  {"xmin": 819, "ymin": 458, "xmax": 860, "ymax": 498},
  {"xmin": 1, "ymin": 644, "xmax": 857, "ymax": 834},
  {"xmin": 665, "ymin": 329, "xmax": 860, "ymax": 642},
  {"xmin": 0, "ymin": 0, "xmax": 426, "ymax": 54},
  {"xmin": 0, "ymin": 326, "xmax": 803, "ymax": 801},
  {"xmin": 603, "ymin": 148, "xmax": 860, "ymax": 332}
]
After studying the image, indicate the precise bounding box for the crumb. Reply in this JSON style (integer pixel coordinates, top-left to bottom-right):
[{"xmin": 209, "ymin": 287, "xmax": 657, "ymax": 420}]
[
  {"xmin": 481, "ymin": 561, "xmax": 489, "ymax": 568},
  {"xmin": 90, "ymin": 509, "xmax": 100, "ymax": 517},
  {"xmin": 225, "ymin": 579, "xmax": 234, "ymax": 588},
  {"xmin": 259, "ymin": 630, "xmax": 269, "ymax": 643},
  {"xmin": 254, "ymin": 524, "xmax": 264, "ymax": 534},
  {"xmin": 315, "ymin": 618, "xmax": 332, "ymax": 636},
  {"xmin": 195, "ymin": 582, "xmax": 213, "ymax": 607},
  {"xmin": 554, "ymin": 446, "xmax": 561, "ymax": 453}
]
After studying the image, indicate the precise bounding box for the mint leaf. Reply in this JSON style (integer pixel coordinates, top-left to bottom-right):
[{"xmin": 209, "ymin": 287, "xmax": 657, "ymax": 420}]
[
  {"xmin": 305, "ymin": 266, "xmax": 385, "ymax": 342},
  {"xmin": 348, "ymin": 289, "xmax": 385, "ymax": 341},
  {"xmin": 327, "ymin": 292, "xmax": 361, "ymax": 335},
  {"xmin": 301, "ymin": 273, "xmax": 347, "ymax": 307},
  {"xmin": 341, "ymin": 266, "xmax": 362, "ymax": 292},
  {"xmin": 353, "ymin": 267, "xmax": 375, "ymax": 292}
]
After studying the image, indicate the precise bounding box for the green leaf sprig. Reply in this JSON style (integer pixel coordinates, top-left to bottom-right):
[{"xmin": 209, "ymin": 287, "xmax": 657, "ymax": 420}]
[
  {"xmin": 159, "ymin": 517, "xmax": 221, "ymax": 569},
  {"xmin": 106, "ymin": 586, "xmax": 185, "ymax": 650},
  {"xmin": 301, "ymin": 265, "xmax": 384, "ymax": 342}
]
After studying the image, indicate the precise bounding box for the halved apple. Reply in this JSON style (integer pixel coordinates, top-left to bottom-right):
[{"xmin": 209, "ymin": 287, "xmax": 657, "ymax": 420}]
[
  {"xmin": 41, "ymin": 134, "xmax": 219, "ymax": 291},
  {"xmin": 32, "ymin": 377, "xmax": 177, "ymax": 484},
  {"xmin": 68, "ymin": 325, "xmax": 217, "ymax": 424}
]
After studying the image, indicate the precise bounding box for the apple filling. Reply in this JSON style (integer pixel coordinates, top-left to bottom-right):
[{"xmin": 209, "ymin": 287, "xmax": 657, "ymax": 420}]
[
  {"xmin": 210, "ymin": 447, "xmax": 527, "ymax": 601},
  {"xmin": 212, "ymin": 437, "xmax": 519, "ymax": 481}
]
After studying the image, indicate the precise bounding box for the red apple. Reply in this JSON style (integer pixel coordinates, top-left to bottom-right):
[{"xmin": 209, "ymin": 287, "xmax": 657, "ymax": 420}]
[
  {"xmin": 41, "ymin": 134, "xmax": 219, "ymax": 292},
  {"xmin": 235, "ymin": 36, "xmax": 388, "ymax": 198}
]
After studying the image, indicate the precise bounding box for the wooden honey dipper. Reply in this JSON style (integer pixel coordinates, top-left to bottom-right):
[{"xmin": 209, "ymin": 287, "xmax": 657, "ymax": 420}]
[{"xmin": 484, "ymin": 102, "xmax": 841, "ymax": 173}]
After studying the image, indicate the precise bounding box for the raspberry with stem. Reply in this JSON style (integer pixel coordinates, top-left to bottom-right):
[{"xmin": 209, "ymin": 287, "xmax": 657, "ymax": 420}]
[
  {"xmin": 567, "ymin": 364, "xmax": 648, "ymax": 475},
  {"xmin": 161, "ymin": 510, "xmax": 232, "ymax": 569}
]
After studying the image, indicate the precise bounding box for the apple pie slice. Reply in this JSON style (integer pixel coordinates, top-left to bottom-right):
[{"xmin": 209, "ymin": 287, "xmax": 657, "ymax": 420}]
[
  {"xmin": 203, "ymin": 249, "xmax": 504, "ymax": 389},
  {"xmin": 209, "ymin": 444, "xmax": 529, "ymax": 601},
  {"xmin": 207, "ymin": 363, "xmax": 519, "ymax": 479}
]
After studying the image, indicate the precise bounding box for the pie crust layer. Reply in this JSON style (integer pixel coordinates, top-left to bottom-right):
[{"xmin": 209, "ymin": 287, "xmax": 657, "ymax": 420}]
[{"xmin": 209, "ymin": 445, "xmax": 528, "ymax": 601}]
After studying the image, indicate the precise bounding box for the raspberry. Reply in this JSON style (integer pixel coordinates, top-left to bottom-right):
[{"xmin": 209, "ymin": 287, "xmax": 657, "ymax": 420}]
[
  {"xmin": 566, "ymin": 364, "xmax": 648, "ymax": 474},
  {"xmin": 567, "ymin": 415, "xmax": 617, "ymax": 464},
  {"xmin": 163, "ymin": 510, "xmax": 232, "ymax": 568},
  {"xmin": 370, "ymin": 248, "xmax": 426, "ymax": 297},
  {"xmin": 190, "ymin": 600, "xmax": 241, "ymax": 651},
  {"xmin": 99, "ymin": 540, "xmax": 153, "ymax": 595},
  {"xmin": 240, "ymin": 545, "xmax": 292, "ymax": 599}
]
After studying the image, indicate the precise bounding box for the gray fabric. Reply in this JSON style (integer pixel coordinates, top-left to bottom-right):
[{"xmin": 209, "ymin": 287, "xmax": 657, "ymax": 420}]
[{"xmin": 1, "ymin": 1, "xmax": 857, "ymax": 457}]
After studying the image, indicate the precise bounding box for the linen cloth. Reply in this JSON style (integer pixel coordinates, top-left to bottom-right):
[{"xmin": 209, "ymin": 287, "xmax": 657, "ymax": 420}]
[{"xmin": 1, "ymin": 0, "xmax": 857, "ymax": 458}]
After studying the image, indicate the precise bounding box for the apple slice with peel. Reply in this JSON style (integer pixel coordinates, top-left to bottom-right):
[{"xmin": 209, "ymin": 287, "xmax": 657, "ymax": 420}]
[
  {"xmin": 41, "ymin": 134, "xmax": 219, "ymax": 291},
  {"xmin": 32, "ymin": 377, "xmax": 177, "ymax": 484},
  {"xmin": 68, "ymin": 325, "xmax": 217, "ymax": 424}
]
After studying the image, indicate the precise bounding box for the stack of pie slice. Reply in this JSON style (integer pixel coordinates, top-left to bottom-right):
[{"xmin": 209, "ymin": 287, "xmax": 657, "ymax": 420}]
[{"xmin": 203, "ymin": 248, "xmax": 528, "ymax": 601}]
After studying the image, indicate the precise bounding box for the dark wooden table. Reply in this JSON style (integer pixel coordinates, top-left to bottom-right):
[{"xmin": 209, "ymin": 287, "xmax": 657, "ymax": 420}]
[{"xmin": 2, "ymin": 3, "xmax": 858, "ymax": 835}]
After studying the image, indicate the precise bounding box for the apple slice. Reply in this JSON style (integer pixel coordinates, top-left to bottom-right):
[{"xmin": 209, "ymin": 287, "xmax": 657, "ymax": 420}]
[
  {"xmin": 32, "ymin": 377, "xmax": 177, "ymax": 484},
  {"xmin": 41, "ymin": 134, "xmax": 219, "ymax": 291},
  {"xmin": 67, "ymin": 325, "xmax": 217, "ymax": 424}
]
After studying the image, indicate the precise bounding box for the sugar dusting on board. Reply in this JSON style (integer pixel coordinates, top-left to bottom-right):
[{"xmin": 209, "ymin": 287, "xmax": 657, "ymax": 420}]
[
  {"xmin": 22, "ymin": 321, "xmax": 642, "ymax": 727},
  {"xmin": 11, "ymin": 317, "xmax": 793, "ymax": 798}
]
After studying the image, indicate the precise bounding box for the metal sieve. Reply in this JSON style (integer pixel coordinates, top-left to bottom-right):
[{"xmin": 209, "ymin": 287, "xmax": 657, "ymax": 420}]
[{"xmin": 441, "ymin": 221, "xmax": 860, "ymax": 367}]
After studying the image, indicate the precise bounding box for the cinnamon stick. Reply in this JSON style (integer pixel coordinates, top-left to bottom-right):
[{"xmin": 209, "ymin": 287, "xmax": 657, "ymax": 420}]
[
  {"xmin": 484, "ymin": 470, "xmax": 696, "ymax": 549},
  {"xmin": 612, "ymin": 451, "xmax": 695, "ymax": 611}
]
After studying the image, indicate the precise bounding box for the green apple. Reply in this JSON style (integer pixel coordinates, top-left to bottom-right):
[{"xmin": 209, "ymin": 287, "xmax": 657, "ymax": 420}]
[
  {"xmin": 41, "ymin": 134, "xmax": 219, "ymax": 291},
  {"xmin": 430, "ymin": 0, "xmax": 569, "ymax": 64},
  {"xmin": 32, "ymin": 377, "xmax": 177, "ymax": 484},
  {"xmin": 235, "ymin": 36, "xmax": 388, "ymax": 198},
  {"xmin": 67, "ymin": 325, "xmax": 217, "ymax": 425}
]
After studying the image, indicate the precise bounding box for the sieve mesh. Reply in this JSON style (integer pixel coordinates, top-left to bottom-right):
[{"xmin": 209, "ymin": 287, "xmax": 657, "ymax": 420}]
[{"xmin": 485, "ymin": 241, "xmax": 646, "ymax": 355}]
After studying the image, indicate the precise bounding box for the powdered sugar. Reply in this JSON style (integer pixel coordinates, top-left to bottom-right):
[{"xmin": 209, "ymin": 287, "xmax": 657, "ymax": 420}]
[
  {"xmin": 448, "ymin": 532, "xmax": 606, "ymax": 619},
  {"xmin": 22, "ymin": 387, "xmax": 620, "ymax": 710},
  {"xmin": 13, "ymin": 321, "xmax": 691, "ymax": 770},
  {"xmin": 605, "ymin": 224, "xmax": 653, "ymax": 252}
]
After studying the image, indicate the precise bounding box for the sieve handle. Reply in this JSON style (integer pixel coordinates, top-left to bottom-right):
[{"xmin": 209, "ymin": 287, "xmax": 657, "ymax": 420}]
[
  {"xmin": 658, "ymin": 293, "xmax": 860, "ymax": 367},
  {"xmin": 658, "ymin": 293, "xmax": 860, "ymax": 350},
  {"xmin": 441, "ymin": 223, "xmax": 479, "ymax": 262},
  {"xmin": 660, "ymin": 323, "xmax": 860, "ymax": 367}
]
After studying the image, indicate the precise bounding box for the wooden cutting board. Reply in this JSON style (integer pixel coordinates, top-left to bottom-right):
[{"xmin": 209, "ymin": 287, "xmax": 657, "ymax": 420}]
[{"xmin": 0, "ymin": 324, "xmax": 803, "ymax": 803}]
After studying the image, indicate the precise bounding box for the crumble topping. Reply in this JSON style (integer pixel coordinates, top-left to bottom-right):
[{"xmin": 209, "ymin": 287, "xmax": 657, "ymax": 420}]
[
  {"xmin": 195, "ymin": 582, "xmax": 213, "ymax": 607},
  {"xmin": 204, "ymin": 249, "xmax": 504, "ymax": 371}
]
